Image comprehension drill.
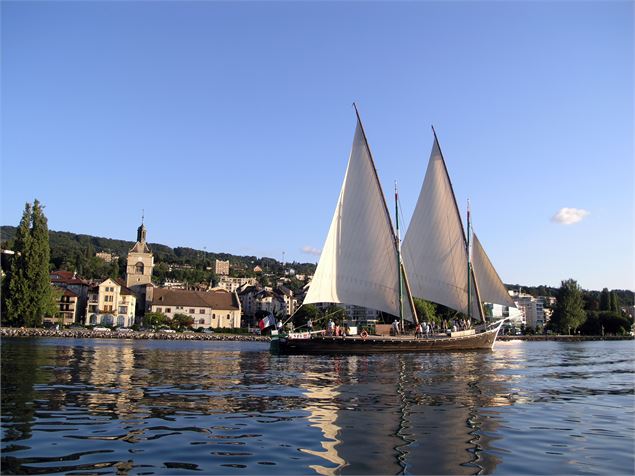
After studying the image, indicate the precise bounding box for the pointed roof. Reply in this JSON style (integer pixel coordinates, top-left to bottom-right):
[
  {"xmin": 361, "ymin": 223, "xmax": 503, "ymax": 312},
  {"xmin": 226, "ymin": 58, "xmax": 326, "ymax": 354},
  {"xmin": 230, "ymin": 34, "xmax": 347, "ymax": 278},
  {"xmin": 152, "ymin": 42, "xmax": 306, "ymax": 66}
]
[{"xmin": 130, "ymin": 221, "xmax": 151, "ymax": 253}]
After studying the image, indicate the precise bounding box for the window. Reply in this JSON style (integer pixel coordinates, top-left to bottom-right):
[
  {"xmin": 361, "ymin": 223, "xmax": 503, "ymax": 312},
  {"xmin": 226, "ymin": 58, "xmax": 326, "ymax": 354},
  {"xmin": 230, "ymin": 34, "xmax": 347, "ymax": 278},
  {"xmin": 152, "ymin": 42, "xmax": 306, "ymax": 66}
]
[
  {"xmin": 189, "ymin": 309, "xmax": 195, "ymax": 314},
  {"xmin": 199, "ymin": 309, "xmax": 205, "ymax": 314},
  {"xmin": 199, "ymin": 319, "xmax": 205, "ymax": 324},
  {"xmin": 177, "ymin": 306, "xmax": 183, "ymax": 310},
  {"xmin": 135, "ymin": 263, "xmax": 144, "ymax": 274},
  {"xmin": 166, "ymin": 308, "xmax": 171, "ymax": 313},
  {"xmin": 212, "ymin": 314, "xmax": 216, "ymax": 319},
  {"xmin": 119, "ymin": 306, "xmax": 127, "ymax": 314},
  {"xmin": 156, "ymin": 307, "xmax": 162, "ymax": 312},
  {"xmin": 227, "ymin": 314, "xmax": 231, "ymax": 320}
]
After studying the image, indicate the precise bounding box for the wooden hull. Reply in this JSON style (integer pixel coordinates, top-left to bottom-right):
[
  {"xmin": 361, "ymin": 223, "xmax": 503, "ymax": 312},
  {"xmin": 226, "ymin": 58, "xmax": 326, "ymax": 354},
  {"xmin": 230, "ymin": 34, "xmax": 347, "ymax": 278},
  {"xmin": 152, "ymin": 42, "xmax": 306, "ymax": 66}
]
[{"xmin": 272, "ymin": 325, "xmax": 502, "ymax": 355}]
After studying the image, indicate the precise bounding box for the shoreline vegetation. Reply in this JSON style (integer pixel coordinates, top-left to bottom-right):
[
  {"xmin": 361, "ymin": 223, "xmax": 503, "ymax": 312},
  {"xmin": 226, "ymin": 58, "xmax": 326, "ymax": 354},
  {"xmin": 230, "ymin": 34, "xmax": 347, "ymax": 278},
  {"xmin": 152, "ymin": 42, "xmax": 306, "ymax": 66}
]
[{"xmin": 1, "ymin": 327, "xmax": 631, "ymax": 342}]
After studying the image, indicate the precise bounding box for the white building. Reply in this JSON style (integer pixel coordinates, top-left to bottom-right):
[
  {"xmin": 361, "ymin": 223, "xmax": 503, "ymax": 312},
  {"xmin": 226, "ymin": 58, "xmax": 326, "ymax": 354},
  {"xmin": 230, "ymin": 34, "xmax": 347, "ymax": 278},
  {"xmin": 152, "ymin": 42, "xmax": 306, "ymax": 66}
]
[
  {"xmin": 85, "ymin": 278, "xmax": 137, "ymax": 328},
  {"xmin": 217, "ymin": 276, "xmax": 257, "ymax": 292},
  {"xmin": 512, "ymin": 292, "xmax": 546, "ymax": 329},
  {"xmin": 150, "ymin": 288, "xmax": 241, "ymax": 330}
]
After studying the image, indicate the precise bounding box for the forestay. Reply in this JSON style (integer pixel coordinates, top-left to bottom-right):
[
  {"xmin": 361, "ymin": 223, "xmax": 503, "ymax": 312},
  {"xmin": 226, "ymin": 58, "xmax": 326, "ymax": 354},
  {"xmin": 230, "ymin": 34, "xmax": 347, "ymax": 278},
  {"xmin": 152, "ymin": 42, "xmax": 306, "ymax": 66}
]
[{"xmin": 304, "ymin": 120, "xmax": 413, "ymax": 321}]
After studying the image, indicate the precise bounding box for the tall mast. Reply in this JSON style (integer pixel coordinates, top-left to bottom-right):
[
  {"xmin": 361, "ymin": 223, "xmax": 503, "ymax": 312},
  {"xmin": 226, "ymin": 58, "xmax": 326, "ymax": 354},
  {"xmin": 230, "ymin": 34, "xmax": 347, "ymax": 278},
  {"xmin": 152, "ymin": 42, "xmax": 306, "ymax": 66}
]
[
  {"xmin": 467, "ymin": 199, "xmax": 472, "ymax": 321},
  {"xmin": 467, "ymin": 200, "xmax": 486, "ymax": 323},
  {"xmin": 395, "ymin": 181, "xmax": 404, "ymax": 330}
]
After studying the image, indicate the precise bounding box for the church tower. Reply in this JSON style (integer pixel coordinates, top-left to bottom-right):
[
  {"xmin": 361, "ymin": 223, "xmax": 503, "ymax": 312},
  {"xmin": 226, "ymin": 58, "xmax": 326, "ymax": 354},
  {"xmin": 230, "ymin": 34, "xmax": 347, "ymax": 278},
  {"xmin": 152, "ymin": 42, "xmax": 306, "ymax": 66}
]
[{"xmin": 126, "ymin": 218, "xmax": 154, "ymax": 288}]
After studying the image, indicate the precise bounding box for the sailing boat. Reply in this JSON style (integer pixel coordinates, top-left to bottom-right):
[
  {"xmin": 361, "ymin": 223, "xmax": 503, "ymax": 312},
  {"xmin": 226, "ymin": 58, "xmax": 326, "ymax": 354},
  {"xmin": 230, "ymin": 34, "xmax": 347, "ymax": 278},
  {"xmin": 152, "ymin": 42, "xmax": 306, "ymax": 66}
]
[{"xmin": 272, "ymin": 109, "xmax": 513, "ymax": 355}]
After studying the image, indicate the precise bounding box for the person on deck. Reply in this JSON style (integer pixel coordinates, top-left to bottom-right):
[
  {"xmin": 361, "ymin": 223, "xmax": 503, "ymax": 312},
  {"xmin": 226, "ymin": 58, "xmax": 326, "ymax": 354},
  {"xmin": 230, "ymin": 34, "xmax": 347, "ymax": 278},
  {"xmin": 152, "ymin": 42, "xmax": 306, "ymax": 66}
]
[
  {"xmin": 392, "ymin": 319, "xmax": 400, "ymax": 336},
  {"xmin": 327, "ymin": 319, "xmax": 335, "ymax": 336}
]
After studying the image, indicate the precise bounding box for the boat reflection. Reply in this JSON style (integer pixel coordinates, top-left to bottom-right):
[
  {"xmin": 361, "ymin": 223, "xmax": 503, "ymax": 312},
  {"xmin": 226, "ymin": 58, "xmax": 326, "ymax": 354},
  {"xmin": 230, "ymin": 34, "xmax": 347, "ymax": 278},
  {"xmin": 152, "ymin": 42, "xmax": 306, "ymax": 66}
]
[{"xmin": 300, "ymin": 351, "xmax": 513, "ymax": 475}]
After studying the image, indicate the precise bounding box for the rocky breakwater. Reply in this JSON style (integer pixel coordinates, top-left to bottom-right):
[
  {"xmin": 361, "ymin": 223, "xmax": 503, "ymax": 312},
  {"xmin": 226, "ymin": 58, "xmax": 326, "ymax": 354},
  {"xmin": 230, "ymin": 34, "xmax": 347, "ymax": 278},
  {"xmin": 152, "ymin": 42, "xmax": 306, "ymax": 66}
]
[{"xmin": 0, "ymin": 327, "xmax": 270, "ymax": 342}]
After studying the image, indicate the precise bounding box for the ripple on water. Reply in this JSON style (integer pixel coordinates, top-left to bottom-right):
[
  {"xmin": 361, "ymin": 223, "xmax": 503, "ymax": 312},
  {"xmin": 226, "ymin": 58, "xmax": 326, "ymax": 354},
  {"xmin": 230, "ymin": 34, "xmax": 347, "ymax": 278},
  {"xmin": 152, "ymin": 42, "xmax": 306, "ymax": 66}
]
[{"xmin": 1, "ymin": 338, "xmax": 633, "ymax": 475}]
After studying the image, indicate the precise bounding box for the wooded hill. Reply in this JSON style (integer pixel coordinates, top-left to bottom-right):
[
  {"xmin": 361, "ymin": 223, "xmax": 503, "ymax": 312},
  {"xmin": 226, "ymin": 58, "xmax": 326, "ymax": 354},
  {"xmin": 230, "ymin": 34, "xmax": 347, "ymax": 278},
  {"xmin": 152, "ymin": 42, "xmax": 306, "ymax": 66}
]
[{"xmin": 1, "ymin": 225, "xmax": 317, "ymax": 285}]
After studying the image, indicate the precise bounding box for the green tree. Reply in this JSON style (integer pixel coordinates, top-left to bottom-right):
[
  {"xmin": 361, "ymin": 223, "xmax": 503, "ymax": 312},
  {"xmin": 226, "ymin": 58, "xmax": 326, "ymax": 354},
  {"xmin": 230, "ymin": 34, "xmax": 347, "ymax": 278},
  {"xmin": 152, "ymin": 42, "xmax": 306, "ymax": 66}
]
[
  {"xmin": 25, "ymin": 200, "xmax": 54, "ymax": 327},
  {"xmin": 599, "ymin": 288, "xmax": 610, "ymax": 311},
  {"xmin": 2, "ymin": 200, "xmax": 55, "ymax": 327},
  {"xmin": 551, "ymin": 279, "xmax": 587, "ymax": 334},
  {"xmin": 144, "ymin": 311, "xmax": 168, "ymax": 328},
  {"xmin": 413, "ymin": 297, "xmax": 437, "ymax": 323},
  {"xmin": 609, "ymin": 291, "xmax": 620, "ymax": 314},
  {"xmin": 171, "ymin": 313, "xmax": 194, "ymax": 330},
  {"xmin": 3, "ymin": 203, "xmax": 33, "ymax": 326},
  {"xmin": 293, "ymin": 304, "xmax": 319, "ymax": 328}
]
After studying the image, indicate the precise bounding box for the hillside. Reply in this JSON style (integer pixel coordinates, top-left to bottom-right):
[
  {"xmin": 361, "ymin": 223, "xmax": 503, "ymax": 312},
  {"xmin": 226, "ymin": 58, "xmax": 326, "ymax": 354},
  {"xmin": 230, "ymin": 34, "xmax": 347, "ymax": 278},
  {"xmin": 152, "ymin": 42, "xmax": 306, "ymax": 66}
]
[{"xmin": 1, "ymin": 225, "xmax": 317, "ymax": 283}]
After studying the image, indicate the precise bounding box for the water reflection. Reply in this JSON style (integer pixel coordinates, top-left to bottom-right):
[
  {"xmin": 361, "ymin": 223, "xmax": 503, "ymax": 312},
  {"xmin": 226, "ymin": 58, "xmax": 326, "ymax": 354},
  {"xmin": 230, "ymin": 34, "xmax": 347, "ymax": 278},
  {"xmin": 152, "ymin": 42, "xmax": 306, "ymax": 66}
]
[{"xmin": 1, "ymin": 338, "xmax": 633, "ymax": 475}]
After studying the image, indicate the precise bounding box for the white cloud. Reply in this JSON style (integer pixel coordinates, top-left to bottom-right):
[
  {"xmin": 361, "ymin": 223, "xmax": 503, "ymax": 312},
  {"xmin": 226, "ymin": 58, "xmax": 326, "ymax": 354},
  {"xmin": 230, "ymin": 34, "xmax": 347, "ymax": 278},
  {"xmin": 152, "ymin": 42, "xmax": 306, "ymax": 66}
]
[
  {"xmin": 551, "ymin": 207, "xmax": 590, "ymax": 225},
  {"xmin": 301, "ymin": 245, "xmax": 321, "ymax": 256}
]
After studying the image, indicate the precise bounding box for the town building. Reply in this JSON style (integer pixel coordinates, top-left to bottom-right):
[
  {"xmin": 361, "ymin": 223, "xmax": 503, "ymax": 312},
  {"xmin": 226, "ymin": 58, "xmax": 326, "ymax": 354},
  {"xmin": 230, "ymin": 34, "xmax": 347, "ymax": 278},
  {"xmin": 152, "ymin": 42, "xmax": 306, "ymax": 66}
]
[
  {"xmin": 217, "ymin": 276, "xmax": 257, "ymax": 293},
  {"xmin": 44, "ymin": 287, "xmax": 80, "ymax": 327},
  {"xmin": 85, "ymin": 278, "xmax": 137, "ymax": 327},
  {"xmin": 96, "ymin": 252, "xmax": 118, "ymax": 263},
  {"xmin": 511, "ymin": 292, "xmax": 546, "ymax": 329},
  {"xmin": 215, "ymin": 259, "xmax": 230, "ymax": 276},
  {"xmin": 50, "ymin": 270, "xmax": 90, "ymax": 322},
  {"xmin": 149, "ymin": 288, "xmax": 241, "ymax": 330}
]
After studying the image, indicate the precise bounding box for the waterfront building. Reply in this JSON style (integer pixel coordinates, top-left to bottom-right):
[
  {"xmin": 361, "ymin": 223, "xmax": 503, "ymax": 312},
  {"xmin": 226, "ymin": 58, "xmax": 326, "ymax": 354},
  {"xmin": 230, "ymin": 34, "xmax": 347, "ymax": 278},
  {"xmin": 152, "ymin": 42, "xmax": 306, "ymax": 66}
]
[
  {"xmin": 44, "ymin": 287, "xmax": 80, "ymax": 327},
  {"xmin": 50, "ymin": 270, "xmax": 90, "ymax": 322},
  {"xmin": 341, "ymin": 304, "xmax": 381, "ymax": 326},
  {"xmin": 512, "ymin": 292, "xmax": 546, "ymax": 329},
  {"xmin": 149, "ymin": 288, "xmax": 241, "ymax": 330},
  {"xmin": 85, "ymin": 278, "xmax": 137, "ymax": 327},
  {"xmin": 215, "ymin": 259, "xmax": 230, "ymax": 276}
]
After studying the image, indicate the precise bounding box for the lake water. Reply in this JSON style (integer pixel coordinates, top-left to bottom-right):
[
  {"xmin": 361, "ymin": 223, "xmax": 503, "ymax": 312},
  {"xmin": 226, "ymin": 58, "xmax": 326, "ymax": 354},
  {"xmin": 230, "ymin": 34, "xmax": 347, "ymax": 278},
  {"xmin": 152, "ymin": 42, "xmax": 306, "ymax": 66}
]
[{"xmin": 1, "ymin": 338, "xmax": 633, "ymax": 475}]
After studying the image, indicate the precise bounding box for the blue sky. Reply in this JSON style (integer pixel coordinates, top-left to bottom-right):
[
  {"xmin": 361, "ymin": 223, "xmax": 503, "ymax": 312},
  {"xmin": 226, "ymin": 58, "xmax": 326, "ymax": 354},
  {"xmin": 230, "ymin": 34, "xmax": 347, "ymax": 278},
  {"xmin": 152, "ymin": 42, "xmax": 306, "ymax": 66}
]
[{"xmin": 2, "ymin": 1, "xmax": 633, "ymax": 291}]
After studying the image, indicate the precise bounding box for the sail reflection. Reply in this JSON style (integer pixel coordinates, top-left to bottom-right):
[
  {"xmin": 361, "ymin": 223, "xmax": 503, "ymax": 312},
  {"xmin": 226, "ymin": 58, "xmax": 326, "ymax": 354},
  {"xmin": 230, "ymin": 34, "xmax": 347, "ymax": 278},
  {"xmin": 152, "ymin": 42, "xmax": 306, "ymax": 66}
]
[
  {"xmin": 297, "ymin": 351, "xmax": 512, "ymax": 475},
  {"xmin": 300, "ymin": 371, "xmax": 346, "ymax": 475}
]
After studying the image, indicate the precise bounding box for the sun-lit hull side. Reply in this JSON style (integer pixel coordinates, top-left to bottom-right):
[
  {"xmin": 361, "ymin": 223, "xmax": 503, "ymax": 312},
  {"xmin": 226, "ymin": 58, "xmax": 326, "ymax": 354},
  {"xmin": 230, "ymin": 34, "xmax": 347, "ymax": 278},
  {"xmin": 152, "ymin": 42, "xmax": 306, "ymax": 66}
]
[{"xmin": 272, "ymin": 325, "xmax": 502, "ymax": 355}]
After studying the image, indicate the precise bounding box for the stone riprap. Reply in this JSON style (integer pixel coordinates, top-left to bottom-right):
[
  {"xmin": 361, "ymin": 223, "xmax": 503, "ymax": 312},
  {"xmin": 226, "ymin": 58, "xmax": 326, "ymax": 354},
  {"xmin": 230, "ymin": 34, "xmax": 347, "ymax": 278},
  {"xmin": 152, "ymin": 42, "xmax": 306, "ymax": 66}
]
[{"xmin": 0, "ymin": 327, "xmax": 270, "ymax": 341}]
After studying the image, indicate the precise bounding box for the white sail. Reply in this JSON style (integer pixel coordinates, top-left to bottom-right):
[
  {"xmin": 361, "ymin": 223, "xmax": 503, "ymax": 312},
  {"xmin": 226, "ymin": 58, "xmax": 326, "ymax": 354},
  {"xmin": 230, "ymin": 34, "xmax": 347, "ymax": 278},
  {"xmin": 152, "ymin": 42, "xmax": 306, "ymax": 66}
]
[
  {"xmin": 402, "ymin": 135, "xmax": 480, "ymax": 318},
  {"xmin": 304, "ymin": 120, "xmax": 412, "ymax": 321},
  {"xmin": 472, "ymin": 233, "xmax": 516, "ymax": 309}
]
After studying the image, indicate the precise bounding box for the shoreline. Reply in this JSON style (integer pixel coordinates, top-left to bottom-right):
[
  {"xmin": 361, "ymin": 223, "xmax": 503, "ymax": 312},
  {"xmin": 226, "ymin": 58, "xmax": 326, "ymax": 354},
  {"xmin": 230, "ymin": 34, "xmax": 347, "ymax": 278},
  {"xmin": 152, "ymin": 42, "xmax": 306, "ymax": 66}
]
[
  {"xmin": 1, "ymin": 327, "xmax": 632, "ymax": 342},
  {"xmin": 0, "ymin": 327, "xmax": 270, "ymax": 342},
  {"xmin": 497, "ymin": 334, "xmax": 633, "ymax": 342}
]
